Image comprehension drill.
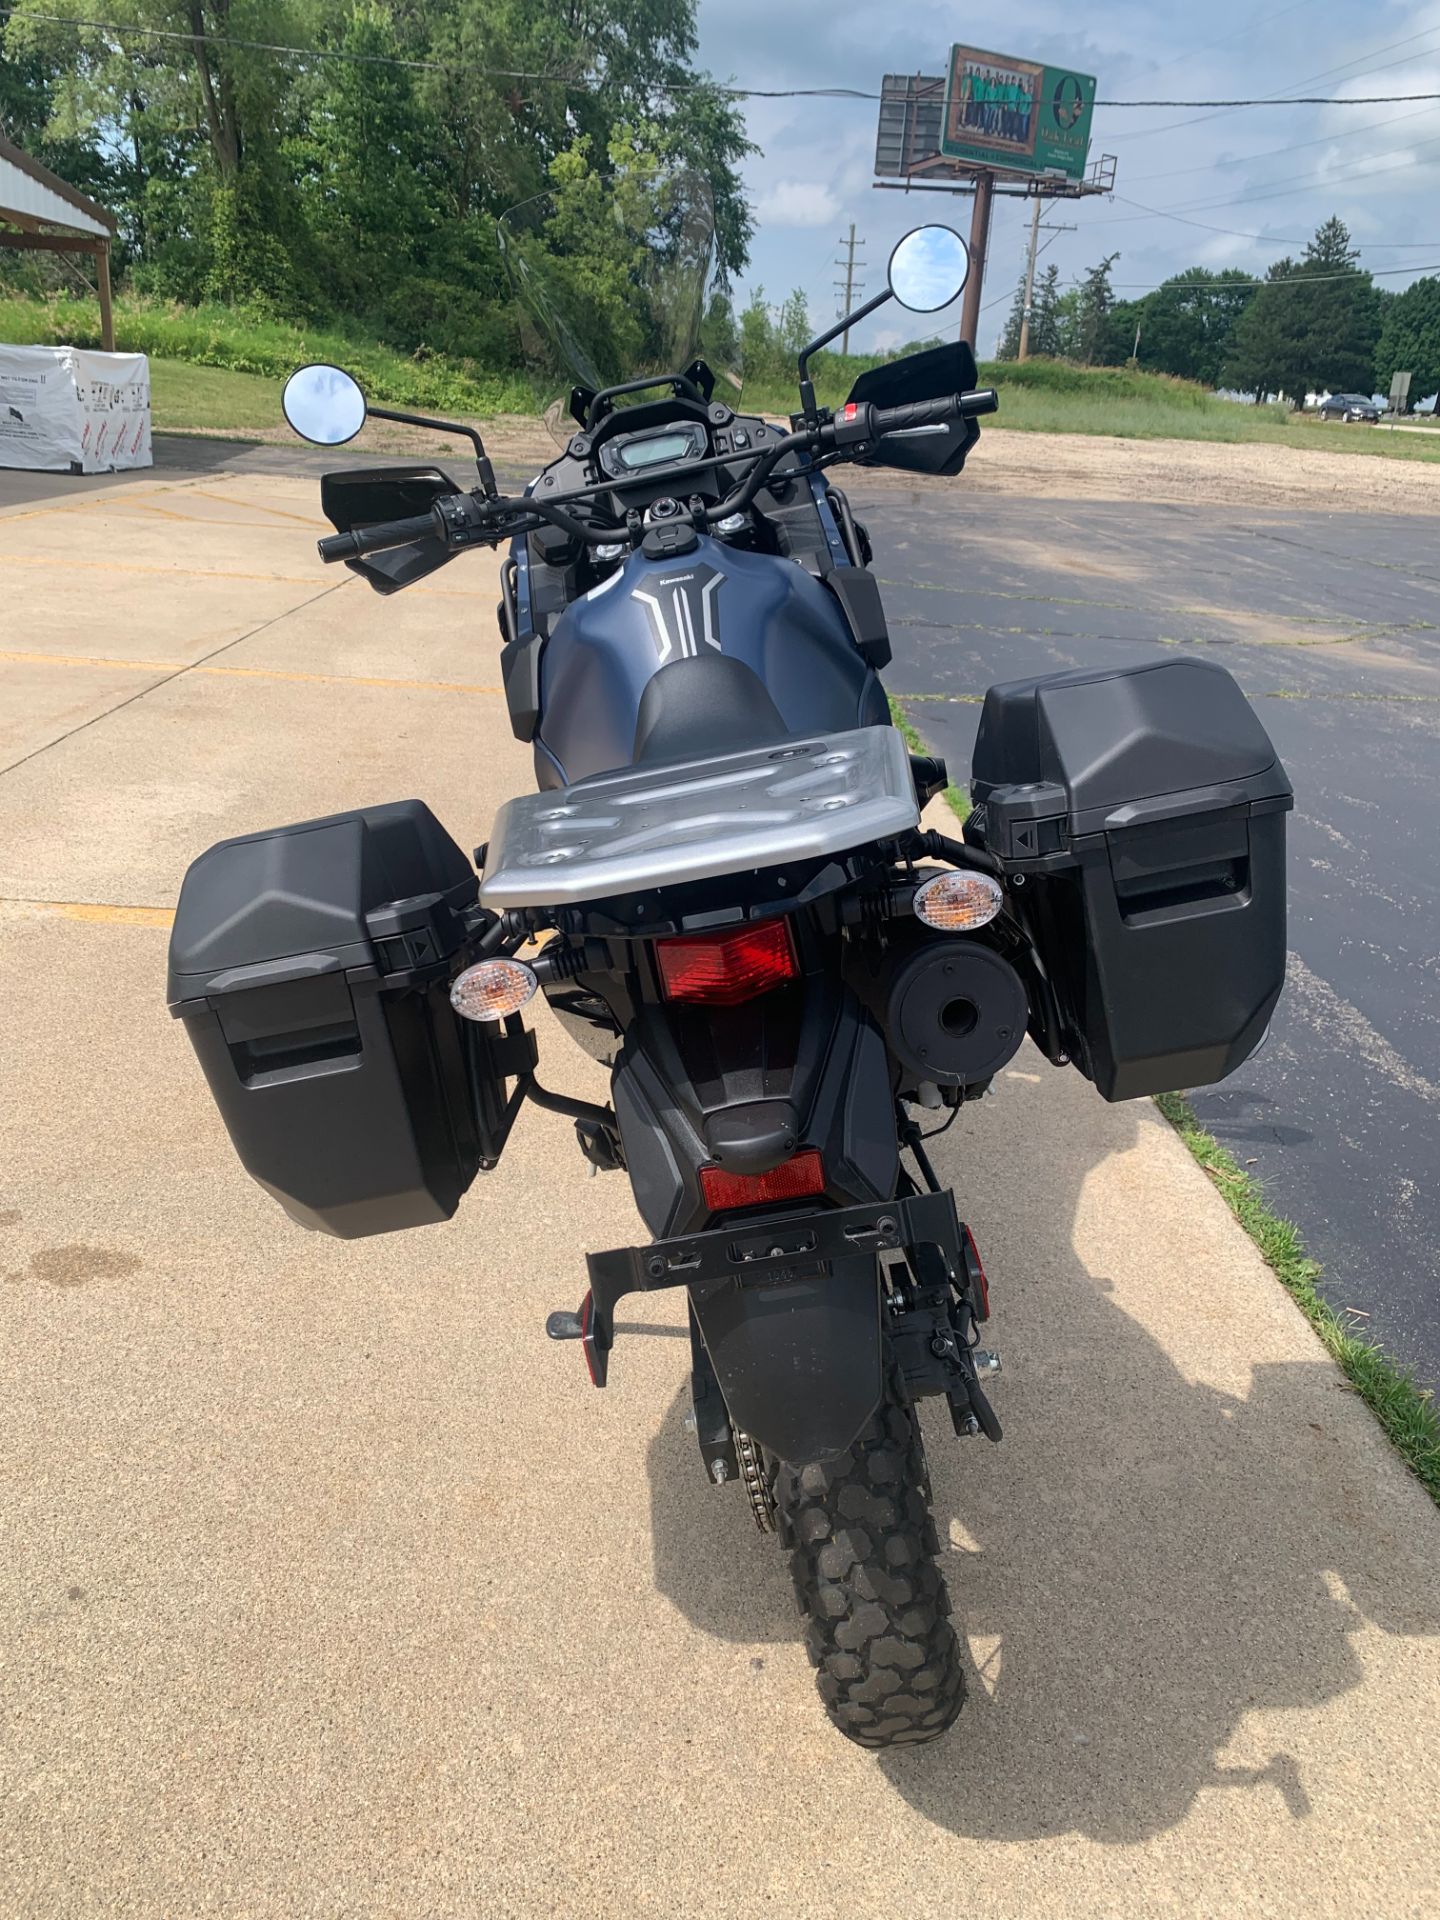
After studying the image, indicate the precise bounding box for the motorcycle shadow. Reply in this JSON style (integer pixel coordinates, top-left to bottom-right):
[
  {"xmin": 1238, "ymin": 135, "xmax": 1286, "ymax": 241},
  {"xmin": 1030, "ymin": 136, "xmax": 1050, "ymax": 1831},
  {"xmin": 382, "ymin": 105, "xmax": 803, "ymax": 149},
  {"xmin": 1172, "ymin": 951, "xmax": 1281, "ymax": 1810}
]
[{"xmin": 645, "ymin": 1083, "xmax": 1440, "ymax": 1842}]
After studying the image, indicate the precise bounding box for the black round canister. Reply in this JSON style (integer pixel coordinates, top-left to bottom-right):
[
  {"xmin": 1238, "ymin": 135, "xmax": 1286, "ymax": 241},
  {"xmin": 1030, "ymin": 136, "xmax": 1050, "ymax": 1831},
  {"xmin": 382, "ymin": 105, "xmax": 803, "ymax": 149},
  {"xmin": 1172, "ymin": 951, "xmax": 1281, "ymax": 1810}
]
[{"xmin": 884, "ymin": 940, "xmax": 1028, "ymax": 1085}]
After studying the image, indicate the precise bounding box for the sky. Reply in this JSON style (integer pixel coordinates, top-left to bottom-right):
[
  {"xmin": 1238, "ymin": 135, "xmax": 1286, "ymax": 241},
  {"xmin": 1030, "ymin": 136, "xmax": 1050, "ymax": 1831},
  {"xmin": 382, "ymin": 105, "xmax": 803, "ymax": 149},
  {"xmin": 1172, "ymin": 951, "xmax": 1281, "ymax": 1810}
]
[{"xmin": 693, "ymin": 0, "xmax": 1440, "ymax": 358}]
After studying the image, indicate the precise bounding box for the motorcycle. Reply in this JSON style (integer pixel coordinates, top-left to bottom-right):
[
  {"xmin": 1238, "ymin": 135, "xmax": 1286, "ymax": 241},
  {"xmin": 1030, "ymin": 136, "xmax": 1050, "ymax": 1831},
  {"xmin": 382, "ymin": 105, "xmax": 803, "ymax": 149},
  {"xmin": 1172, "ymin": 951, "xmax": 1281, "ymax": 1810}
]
[{"xmin": 167, "ymin": 214, "xmax": 1291, "ymax": 1749}]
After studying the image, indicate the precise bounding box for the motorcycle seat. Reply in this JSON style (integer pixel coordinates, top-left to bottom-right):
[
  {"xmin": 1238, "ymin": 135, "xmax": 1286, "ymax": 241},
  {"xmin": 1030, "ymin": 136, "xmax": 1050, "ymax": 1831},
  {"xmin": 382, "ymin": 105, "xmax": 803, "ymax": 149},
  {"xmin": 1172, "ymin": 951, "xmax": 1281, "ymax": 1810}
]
[{"xmin": 631, "ymin": 654, "xmax": 789, "ymax": 767}]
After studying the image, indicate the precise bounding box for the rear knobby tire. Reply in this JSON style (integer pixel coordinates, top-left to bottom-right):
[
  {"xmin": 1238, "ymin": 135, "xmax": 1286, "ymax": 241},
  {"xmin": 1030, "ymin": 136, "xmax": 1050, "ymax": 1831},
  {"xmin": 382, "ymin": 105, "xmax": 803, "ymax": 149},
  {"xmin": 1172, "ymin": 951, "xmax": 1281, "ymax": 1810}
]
[{"xmin": 773, "ymin": 1356, "xmax": 966, "ymax": 1748}]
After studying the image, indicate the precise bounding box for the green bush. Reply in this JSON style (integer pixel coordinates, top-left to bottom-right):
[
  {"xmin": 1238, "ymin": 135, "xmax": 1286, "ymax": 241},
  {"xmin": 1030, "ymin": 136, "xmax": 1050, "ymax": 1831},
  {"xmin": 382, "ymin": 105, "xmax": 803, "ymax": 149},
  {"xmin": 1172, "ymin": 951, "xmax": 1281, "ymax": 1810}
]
[{"xmin": 0, "ymin": 293, "xmax": 539, "ymax": 414}]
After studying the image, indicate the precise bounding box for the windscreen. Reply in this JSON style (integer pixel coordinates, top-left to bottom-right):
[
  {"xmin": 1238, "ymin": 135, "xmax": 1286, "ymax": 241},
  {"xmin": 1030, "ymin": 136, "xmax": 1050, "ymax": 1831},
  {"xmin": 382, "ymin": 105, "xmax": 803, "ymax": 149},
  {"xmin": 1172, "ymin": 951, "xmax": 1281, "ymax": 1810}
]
[{"xmin": 499, "ymin": 168, "xmax": 740, "ymax": 446}]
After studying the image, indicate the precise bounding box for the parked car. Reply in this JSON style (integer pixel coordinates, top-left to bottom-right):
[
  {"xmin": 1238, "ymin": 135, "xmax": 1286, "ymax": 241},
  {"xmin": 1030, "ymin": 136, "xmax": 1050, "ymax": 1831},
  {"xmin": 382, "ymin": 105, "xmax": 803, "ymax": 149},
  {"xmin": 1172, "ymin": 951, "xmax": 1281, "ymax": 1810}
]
[{"xmin": 1317, "ymin": 393, "xmax": 1381, "ymax": 423}]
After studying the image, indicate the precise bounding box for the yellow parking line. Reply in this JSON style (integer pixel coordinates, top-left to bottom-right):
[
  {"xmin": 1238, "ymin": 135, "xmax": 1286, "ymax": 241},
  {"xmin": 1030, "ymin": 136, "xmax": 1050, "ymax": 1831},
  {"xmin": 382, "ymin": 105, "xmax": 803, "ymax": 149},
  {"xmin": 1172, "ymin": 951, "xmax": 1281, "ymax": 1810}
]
[
  {"xmin": 0, "ymin": 552, "xmax": 319, "ymax": 583},
  {"xmin": 0, "ymin": 484, "xmax": 181, "ymax": 525},
  {"xmin": 200, "ymin": 664, "xmax": 502, "ymax": 694},
  {"xmin": 188, "ymin": 486, "xmax": 329, "ymax": 528},
  {"xmin": 113, "ymin": 499, "xmax": 226, "ymax": 525},
  {"xmin": 0, "ymin": 648, "xmax": 501, "ymax": 695},
  {"xmin": 2, "ymin": 898, "xmax": 175, "ymax": 928},
  {"xmin": 0, "ymin": 552, "xmax": 324, "ymax": 584},
  {"xmin": 0, "ymin": 649, "xmax": 181, "ymax": 672}
]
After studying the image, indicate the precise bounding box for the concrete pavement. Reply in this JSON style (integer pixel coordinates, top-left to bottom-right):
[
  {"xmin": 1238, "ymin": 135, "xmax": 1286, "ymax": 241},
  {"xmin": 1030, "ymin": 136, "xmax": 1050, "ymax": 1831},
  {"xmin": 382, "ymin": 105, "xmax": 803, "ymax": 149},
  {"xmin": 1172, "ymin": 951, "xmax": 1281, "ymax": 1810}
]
[{"xmin": 2, "ymin": 467, "xmax": 1439, "ymax": 1917}]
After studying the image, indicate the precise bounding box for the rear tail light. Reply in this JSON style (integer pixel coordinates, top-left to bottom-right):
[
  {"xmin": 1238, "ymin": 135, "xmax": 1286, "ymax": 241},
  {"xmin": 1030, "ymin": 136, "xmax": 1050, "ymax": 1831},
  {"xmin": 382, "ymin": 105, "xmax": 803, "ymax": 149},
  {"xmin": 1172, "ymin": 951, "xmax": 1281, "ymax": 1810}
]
[
  {"xmin": 700, "ymin": 1149, "xmax": 825, "ymax": 1213},
  {"xmin": 656, "ymin": 919, "xmax": 797, "ymax": 1006}
]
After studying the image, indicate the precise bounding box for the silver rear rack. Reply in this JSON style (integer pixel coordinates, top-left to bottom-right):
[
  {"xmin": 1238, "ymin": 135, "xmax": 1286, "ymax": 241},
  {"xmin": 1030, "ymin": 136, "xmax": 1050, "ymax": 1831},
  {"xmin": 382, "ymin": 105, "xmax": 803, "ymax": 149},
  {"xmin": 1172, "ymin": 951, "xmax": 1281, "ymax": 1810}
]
[{"xmin": 479, "ymin": 727, "xmax": 919, "ymax": 911}]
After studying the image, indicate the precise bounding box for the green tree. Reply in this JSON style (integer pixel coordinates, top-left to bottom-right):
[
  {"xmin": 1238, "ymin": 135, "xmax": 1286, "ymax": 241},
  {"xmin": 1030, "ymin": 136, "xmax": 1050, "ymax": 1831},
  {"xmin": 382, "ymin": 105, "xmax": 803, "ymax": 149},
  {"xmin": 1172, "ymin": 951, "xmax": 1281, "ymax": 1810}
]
[
  {"xmin": 1131, "ymin": 268, "xmax": 1257, "ymax": 386},
  {"xmin": 1374, "ymin": 275, "xmax": 1440, "ymax": 408},
  {"xmin": 1221, "ymin": 218, "xmax": 1378, "ymax": 406},
  {"xmin": 1028, "ymin": 262, "xmax": 1064, "ymax": 358},
  {"xmin": 995, "ymin": 271, "xmax": 1026, "ymax": 360},
  {"xmin": 1065, "ymin": 253, "xmax": 1120, "ymax": 365},
  {"xmin": 3, "ymin": 0, "xmax": 753, "ymax": 353}
]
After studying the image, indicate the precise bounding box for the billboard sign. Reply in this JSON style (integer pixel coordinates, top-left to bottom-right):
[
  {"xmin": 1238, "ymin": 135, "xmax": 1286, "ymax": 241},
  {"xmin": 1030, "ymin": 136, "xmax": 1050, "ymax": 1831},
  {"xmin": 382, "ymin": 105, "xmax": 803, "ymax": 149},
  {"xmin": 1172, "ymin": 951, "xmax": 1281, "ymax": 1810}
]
[{"xmin": 940, "ymin": 45, "xmax": 1096, "ymax": 182}]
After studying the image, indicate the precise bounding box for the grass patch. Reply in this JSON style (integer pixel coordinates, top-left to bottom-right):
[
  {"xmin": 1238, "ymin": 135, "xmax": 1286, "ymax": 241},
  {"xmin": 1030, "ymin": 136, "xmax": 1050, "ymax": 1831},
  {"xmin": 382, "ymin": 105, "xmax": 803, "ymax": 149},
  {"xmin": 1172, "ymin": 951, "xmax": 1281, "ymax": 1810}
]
[
  {"xmin": 747, "ymin": 351, "xmax": 1440, "ymax": 465},
  {"xmin": 0, "ymin": 293, "xmax": 537, "ymax": 415},
  {"xmin": 1155, "ymin": 1091, "xmax": 1440, "ymax": 1504},
  {"xmin": 148, "ymin": 358, "xmax": 282, "ymax": 432}
]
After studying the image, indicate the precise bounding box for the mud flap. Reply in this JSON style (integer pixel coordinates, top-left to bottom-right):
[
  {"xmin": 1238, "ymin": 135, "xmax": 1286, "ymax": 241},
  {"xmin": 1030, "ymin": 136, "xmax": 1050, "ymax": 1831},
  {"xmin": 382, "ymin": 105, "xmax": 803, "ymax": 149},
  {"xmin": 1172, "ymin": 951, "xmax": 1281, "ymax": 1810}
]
[
  {"xmin": 687, "ymin": 1254, "xmax": 882, "ymax": 1465},
  {"xmin": 581, "ymin": 1191, "xmax": 963, "ymax": 1465}
]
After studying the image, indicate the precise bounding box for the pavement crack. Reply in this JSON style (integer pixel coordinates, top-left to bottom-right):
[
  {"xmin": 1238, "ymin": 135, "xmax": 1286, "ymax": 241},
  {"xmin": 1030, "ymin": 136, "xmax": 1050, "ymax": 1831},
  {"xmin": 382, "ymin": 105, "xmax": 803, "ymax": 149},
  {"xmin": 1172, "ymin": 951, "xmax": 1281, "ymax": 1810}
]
[{"xmin": 0, "ymin": 579, "xmax": 351, "ymax": 782}]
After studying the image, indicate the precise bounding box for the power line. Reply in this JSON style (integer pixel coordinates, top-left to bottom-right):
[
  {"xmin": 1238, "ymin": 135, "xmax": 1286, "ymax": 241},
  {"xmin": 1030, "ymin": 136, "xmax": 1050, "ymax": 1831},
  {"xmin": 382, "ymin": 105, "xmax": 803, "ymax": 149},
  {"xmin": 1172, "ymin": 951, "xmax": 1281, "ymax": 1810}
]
[
  {"xmin": 4, "ymin": 10, "xmax": 1440, "ymax": 106},
  {"xmin": 1137, "ymin": 0, "xmax": 1322, "ymax": 90},
  {"xmin": 1136, "ymin": 99, "xmax": 1440, "ymax": 184},
  {"xmin": 1104, "ymin": 196, "xmax": 1440, "ymax": 248},
  {"xmin": 1105, "ymin": 260, "xmax": 1440, "ymax": 291},
  {"xmin": 1097, "ymin": 24, "xmax": 1440, "ymax": 140},
  {"xmin": 1091, "ymin": 130, "xmax": 1440, "ymax": 232}
]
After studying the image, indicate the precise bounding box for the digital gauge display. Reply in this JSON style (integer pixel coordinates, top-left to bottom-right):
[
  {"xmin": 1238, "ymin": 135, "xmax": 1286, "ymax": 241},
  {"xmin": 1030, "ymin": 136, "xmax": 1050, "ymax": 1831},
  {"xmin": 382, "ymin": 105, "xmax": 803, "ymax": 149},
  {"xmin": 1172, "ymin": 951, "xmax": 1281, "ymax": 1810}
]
[
  {"xmin": 617, "ymin": 430, "xmax": 699, "ymax": 471},
  {"xmin": 597, "ymin": 420, "xmax": 710, "ymax": 480}
]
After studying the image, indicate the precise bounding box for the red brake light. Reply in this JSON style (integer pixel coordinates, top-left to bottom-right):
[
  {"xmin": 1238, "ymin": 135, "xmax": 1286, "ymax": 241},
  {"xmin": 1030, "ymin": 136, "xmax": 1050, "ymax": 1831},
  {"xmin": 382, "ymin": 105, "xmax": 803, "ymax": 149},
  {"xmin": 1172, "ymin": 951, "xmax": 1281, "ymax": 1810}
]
[
  {"xmin": 656, "ymin": 920, "xmax": 797, "ymax": 1007},
  {"xmin": 700, "ymin": 1149, "xmax": 825, "ymax": 1213}
]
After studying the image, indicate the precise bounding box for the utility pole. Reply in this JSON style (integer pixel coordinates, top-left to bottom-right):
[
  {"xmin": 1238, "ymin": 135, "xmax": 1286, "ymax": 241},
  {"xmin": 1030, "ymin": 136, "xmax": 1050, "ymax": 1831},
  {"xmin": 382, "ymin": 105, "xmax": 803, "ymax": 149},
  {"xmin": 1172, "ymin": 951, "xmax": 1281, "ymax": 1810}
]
[
  {"xmin": 1018, "ymin": 197, "xmax": 1076, "ymax": 361},
  {"xmin": 835, "ymin": 223, "xmax": 866, "ymax": 352},
  {"xmin": 1018, "ymin": 197, "xmax": 1042, "ymax": 362}
]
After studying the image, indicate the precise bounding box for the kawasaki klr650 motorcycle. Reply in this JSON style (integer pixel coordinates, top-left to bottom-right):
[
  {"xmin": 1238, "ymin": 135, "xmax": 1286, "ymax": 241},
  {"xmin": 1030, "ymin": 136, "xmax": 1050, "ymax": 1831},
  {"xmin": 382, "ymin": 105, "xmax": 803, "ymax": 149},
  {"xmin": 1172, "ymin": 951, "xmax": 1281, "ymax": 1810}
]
[{"xmin": 167, "ymin": 219, "xmax": 1292, "ymax": 1748}]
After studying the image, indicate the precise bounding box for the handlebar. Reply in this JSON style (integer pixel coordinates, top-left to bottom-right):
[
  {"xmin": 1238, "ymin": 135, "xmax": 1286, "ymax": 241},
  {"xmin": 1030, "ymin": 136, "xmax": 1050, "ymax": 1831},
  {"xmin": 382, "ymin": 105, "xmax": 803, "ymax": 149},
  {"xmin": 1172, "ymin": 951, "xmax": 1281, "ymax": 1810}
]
[{"xmin": 318, "ymin": 387, "xmax": 1002, "ymax": 565}]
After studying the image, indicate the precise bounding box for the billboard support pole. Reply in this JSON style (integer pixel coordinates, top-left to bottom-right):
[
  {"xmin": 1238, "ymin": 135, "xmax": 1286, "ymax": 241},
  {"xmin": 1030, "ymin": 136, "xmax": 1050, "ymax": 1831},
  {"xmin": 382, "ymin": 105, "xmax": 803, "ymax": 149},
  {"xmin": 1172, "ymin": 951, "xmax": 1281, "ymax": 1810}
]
[{"xmin": 961, "ymin": 170, "xmax": 995, "ymax": 350}]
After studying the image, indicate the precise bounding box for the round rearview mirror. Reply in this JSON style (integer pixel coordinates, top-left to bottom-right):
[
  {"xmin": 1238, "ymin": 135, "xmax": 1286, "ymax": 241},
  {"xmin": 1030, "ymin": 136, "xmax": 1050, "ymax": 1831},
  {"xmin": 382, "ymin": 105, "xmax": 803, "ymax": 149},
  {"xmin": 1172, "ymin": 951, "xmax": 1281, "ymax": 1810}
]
[
  {"xmin": 282, "ymin": 363, "xmax": 367, "ymax": 446},
  {"xmin": 887, "ymin": 226, "xmax": 971, "ymax": 313}
]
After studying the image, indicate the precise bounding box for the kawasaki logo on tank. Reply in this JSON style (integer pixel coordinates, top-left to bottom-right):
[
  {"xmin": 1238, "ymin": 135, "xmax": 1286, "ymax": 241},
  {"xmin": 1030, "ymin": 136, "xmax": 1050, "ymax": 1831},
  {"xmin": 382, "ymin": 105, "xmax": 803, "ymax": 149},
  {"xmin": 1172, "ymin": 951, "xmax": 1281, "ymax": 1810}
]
[{"xmin": 633, "ymin": 564, "xmax": 725, "ymax": 663}]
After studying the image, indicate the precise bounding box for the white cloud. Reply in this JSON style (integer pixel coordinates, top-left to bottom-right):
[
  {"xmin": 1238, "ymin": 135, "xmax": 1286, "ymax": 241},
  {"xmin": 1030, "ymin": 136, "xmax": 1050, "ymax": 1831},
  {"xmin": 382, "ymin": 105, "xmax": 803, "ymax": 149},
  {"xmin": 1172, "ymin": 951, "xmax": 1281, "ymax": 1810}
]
[{"xmin": 755, "ymin": 179, "xmax": 843, "ymax": 227}]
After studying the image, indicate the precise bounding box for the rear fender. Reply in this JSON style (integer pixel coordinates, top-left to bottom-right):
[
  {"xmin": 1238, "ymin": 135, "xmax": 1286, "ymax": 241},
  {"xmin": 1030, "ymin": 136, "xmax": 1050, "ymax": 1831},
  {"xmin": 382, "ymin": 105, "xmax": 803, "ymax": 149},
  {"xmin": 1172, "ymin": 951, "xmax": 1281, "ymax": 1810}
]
[{"xmin": 687, "ymin": 1255, "xmax": 882, "ymax": 1464}]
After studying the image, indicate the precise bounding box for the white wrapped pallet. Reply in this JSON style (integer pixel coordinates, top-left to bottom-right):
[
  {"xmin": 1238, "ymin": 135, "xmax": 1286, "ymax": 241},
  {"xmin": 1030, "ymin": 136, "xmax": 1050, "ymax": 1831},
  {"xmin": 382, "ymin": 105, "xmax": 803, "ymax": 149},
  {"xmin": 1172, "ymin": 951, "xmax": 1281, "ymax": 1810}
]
[
  {"xmin": 73, "ymin": 348, "xmax": 152, "ymax": 470},
  {"xmin": 0, "ymin": 344, "xmax": 152, "ymax": 472}
]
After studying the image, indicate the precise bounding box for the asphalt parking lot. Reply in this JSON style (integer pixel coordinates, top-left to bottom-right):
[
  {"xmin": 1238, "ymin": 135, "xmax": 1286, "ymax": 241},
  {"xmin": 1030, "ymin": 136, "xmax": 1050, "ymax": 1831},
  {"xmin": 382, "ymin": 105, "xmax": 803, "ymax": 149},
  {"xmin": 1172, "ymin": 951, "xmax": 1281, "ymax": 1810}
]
[
  {"xmin": 874, "ymin": 482, "xmax": 1440, "ymax": 1394},
  {"xmin": 3, "ymin": 444, "xmax": 1439, "ymax": 1917}
]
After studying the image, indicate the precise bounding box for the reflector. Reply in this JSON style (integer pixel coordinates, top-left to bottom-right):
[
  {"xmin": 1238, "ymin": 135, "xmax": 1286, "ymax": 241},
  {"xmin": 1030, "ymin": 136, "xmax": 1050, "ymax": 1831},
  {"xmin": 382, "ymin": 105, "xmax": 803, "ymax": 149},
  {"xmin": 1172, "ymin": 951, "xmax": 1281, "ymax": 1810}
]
[
  {"xmin": 656, "ymin": 919, "xmax": 797, "ymax": 1006},
  {"xmin": 450, "ymin": 956, "xmax": 537, "ymax": 1022},
  {"xmin": 700, "ymin": 1149, "xmax": 826, "ymax": 1213},
  {"xmin": 913, "ymin": 869, "xmax": 1003, "ymax": 932},
  {"xmin": 962, "ymin": 1222, "xmax": 991, "ymax": 1322}
]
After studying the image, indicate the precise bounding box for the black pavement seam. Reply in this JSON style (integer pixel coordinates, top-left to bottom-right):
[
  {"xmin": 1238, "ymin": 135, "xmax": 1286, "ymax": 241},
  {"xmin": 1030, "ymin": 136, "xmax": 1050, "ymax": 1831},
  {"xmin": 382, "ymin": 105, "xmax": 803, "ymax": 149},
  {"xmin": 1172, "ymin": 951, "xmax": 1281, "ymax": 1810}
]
[{"xmin": 0, "ymin": 578, "xmax": 350, "ymax": 782}]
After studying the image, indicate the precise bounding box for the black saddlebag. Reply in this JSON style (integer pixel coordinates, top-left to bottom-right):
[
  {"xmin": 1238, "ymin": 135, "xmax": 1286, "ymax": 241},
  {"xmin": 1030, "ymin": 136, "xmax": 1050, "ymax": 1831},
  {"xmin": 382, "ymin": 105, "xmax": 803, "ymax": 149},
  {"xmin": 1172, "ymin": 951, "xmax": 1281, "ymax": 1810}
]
[
  {"xmin": 966, "ymin": 659, "xmax": 1292, "ymax": 1101},
  {"xmin": 167, "ymin": 800, "xmax": 526, "ymax": 1237}
]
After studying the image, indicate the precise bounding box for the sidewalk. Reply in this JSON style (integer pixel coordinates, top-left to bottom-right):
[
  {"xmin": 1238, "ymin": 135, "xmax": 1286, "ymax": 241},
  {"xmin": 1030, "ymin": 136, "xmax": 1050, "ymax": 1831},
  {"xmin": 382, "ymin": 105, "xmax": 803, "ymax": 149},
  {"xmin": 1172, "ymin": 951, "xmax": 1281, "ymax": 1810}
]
[{"xmin": 2, "ymin": 471, "xmax": 1437, "ymax": 1918}]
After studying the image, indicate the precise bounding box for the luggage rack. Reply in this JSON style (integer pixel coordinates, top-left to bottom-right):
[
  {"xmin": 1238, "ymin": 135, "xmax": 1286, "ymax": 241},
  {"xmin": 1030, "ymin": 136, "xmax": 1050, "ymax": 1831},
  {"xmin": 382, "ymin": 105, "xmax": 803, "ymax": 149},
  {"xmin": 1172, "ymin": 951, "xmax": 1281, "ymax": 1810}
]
[{"xmin": 479, "ymin": 725, "xmax": 920, "ymax": 911}]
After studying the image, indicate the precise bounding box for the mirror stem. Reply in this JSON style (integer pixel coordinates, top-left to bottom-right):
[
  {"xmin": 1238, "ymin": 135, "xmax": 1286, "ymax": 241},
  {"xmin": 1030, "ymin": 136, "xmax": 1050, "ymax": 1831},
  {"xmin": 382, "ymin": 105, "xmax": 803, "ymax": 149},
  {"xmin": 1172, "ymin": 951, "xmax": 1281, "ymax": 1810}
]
[
  {"xmin": 367, "ymin": 405, "xmax": 499, "ymax": 498},
  {"xmin": 796, "ymin": 290, "xmax": 893, "ymax": 424}
]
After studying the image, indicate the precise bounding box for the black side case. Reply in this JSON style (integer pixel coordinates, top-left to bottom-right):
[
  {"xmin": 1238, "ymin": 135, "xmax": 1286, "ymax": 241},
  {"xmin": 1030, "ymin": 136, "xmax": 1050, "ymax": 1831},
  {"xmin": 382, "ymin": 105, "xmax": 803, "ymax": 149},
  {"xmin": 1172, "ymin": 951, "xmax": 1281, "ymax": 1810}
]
[
  {"xmin": 167, "ymin": 800, "xmax": 525, "ymax": 1238},
  {"xmin": 966, "ymin": 659, "xmax": 1293, "ymax": 1101}
]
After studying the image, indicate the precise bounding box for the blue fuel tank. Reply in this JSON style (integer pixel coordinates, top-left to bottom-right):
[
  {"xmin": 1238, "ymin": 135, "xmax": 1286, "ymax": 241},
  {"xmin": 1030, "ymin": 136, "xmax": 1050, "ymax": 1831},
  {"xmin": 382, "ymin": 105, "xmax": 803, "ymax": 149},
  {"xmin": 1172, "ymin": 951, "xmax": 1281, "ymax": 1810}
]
[{"xmin": 532, "ymin": 533, "xmax": 889, "ymax": 787}]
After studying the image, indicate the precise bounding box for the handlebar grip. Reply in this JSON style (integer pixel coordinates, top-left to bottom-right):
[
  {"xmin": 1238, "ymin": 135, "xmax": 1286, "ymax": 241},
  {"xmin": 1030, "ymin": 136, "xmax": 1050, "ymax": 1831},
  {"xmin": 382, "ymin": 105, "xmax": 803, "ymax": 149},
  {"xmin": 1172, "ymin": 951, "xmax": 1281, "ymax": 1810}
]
[
  {"xmin": 870, "ymin": 396, "xmax": 961, "ymax": 436},
  {"xmin": 316, "ymin": 510, "xmax": 440, "ymax": 564},
  {"xmin": 869, "ymin": 390, "xmax": 1000, "ymax": 438}
]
